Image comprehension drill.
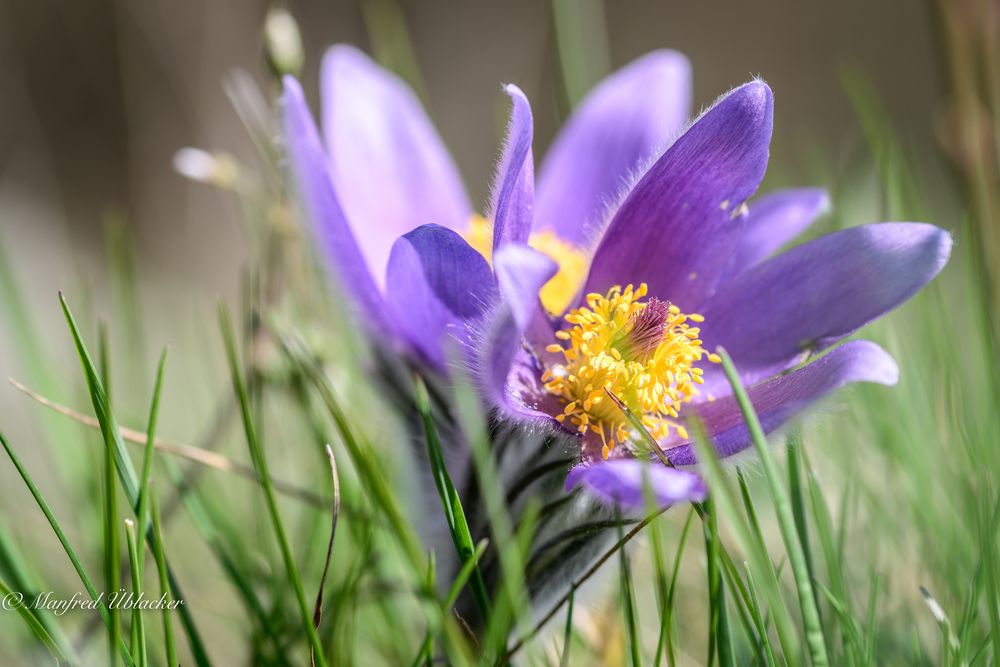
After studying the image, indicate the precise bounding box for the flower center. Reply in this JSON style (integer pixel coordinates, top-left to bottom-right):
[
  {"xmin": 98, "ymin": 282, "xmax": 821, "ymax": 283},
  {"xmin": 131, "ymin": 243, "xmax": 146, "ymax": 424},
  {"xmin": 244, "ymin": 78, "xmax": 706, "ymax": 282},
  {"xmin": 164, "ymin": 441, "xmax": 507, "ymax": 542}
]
[
  {"xmin": 464, "ymin": 215, "xmax": 588, "ymax": 315},
  {"xmin": 541, "ymin": 283, "xmax": 720, "ymax": 460}
]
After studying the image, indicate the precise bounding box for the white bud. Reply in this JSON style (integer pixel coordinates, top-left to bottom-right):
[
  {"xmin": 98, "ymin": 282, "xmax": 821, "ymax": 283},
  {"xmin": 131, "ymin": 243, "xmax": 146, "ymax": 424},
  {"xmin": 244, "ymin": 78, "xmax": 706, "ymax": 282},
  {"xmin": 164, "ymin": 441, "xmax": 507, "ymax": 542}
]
[
  {"xmin": 264, "ymin": 6, "xmax": 304, "ymax": 77},
  {"xmin": 172, "ymin": 147, "xmax": 240, "ymax": 188}
]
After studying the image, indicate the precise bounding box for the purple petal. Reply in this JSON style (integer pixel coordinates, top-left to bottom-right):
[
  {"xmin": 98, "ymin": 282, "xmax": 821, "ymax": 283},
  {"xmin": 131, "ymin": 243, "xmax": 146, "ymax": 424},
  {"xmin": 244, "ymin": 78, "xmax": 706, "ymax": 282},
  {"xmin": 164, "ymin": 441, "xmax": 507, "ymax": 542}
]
[
  {"xmin": 536, "ymin": 51, "xmax": 692, "ymax": 245},
  {"xmin": 583, "ymin": 81, "xmax": 773, "ymax": 310},
  {"xmin": 320, "ymin": 45, "xmax": 470, "ymax": 284},
  {"xmin": 700, "ymin": 222, "xmax": 951, "ymax": 389},
  {"xmin": 725, "ymin": 187, "xmax": 830, "ymax": 277},
  {"xmin": 666, "ymin": 340, "xmax": 899, "ymax": 466},
  {"xmin": 490, "ymin": 85, "xmax": 534, "ymax": 250},
  {"xmin": 565, "ymin": 459, "xmax": 707, "ymax": 510},
  {"xmin": 476, "ymin": 245, "xmax": 558, "ymax": 422},
  {"xmin": 385, "ymin": 224, "xmax": 498, "ymax": 370},
  {"xmin": 281, "ymin": 76, "xmax": 390, "ymax": 332}
]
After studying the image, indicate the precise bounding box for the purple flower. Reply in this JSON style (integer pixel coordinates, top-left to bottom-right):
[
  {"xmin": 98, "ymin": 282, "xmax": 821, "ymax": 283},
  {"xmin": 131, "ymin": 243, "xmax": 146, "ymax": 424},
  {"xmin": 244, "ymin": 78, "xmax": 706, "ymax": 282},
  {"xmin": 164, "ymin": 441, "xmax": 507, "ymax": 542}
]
[
  {"xmin": 482, "ymin": 81, "xmax": 950, "ymax": 510},
  {"xmin": 281, "ymin": 47, "xmax": 951, "ymax": 514},
  {"xmin": 281, "ymin": 45, "xmax": 690, "ymax": 369}
]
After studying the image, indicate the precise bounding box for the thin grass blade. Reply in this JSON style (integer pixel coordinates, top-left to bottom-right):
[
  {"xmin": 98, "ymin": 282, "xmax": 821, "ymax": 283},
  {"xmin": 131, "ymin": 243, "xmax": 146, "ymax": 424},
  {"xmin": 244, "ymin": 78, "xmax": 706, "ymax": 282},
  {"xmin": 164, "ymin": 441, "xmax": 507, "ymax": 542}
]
[
  {"xmin": 0, "ymin": 575, "xmax": 75, "ymax": 663},
  {"xmin": 60, "ymin": 294, "xmax": 211, "ymax": 666},
  {"xmin": 617, "ymin": 512, "xmax": 642, "ymax": 667},
  {"xmin": 136, "ymin": 347, "xmax": 168, "ymax": 548},
  {"xmin": 0, "ymin": 430, "xmax": 136, "ymax": 666},
  {"xmin": 150, "ymin": 495, "xmax": 178, "ymax": 667},
  {"xmin": 414, "ymin": 374, "xmax": 491, "ymax": 623},
  {"xmin": 218, "ymin": 304, "xmax": 328, "ymax": 667},
  {"xmin": 717, "ymin": 348, "xmax": 829, "ymax": 666},
  {"xmin": 124, "ymin": 519, "xmax": 148, "ymax": 667},
  {"xmin": 311, "ymin": 445, "xmax": 341, "ymax": 667}
]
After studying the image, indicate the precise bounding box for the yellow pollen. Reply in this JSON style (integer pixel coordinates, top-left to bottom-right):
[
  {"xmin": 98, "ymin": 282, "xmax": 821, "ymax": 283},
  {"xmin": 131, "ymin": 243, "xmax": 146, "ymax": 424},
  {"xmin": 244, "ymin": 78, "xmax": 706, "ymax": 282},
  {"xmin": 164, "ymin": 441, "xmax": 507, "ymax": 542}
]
[
  {"xmin": 541, "ymin": 283, "xmax": 719, "ymax": 458},
  {"xmin": 464, "ymin": 215, "xmax": 588, "ymax": 315}
]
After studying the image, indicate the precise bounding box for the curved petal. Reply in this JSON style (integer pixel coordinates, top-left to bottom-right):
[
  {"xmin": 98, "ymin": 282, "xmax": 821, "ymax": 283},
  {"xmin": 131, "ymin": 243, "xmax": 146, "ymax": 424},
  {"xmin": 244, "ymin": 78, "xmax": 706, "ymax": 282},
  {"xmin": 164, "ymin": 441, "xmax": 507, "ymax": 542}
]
[
  {"xmin": 583, "ymin": 81, "xmax": 774, "ymax": 310},
  {"xmin": 320, "ymin": 45, "xmax": 470, "ymax": 284},
  {"xmin": 490, "ymin": 85, "xmax": 534, "ymax": 250},
  {"xmin": 666, "ymin": 340, "xmax": 899, "ymax": 466},
  {"xmin": 475, "ymin": 245, "xmax": 558, "ymax": 423},
  {"xmin": 536, "ymin": 51, "xmax": 692, "ymax": 245},
  {"xmin": 565, "ymin": 459, "xmax": 707, "ymax": 510},
  {"xmin": 385, "ymin": 224, "xmax": 497, "ymax": 371},
  {"xmin": 281, "ymin": 76, "xmax": 390, "ymax": 332},
  {"xmin": 700, "ymin": 222, "xmax": 952, "ymax": 389},
  {"xmin": 725, "ymin": 187, "xmax": 830, "ymax": 277}
]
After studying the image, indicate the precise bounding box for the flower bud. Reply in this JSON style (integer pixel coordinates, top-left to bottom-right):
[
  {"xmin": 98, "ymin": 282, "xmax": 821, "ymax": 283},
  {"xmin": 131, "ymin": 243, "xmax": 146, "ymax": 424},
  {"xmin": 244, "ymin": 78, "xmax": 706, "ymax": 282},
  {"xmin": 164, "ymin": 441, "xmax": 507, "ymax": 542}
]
[
  {"xmin": 172, "ymin": 147, "xmax": 240, "ymax": 189},
  {"xmin": 264, "ymin": 6, "xmax": 304, "ymax": 78}
]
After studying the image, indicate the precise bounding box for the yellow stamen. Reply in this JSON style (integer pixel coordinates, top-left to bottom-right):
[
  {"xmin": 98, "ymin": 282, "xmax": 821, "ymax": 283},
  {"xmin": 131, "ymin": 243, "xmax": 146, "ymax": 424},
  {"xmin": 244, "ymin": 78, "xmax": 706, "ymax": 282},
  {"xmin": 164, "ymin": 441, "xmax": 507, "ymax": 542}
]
[
  {"xmin": 464, "ymin": 215, "xmax": 588, "ymax": 315},
  {"xmin": 542, "ymin": 283, "xmax": 720, "ymax": 452}
]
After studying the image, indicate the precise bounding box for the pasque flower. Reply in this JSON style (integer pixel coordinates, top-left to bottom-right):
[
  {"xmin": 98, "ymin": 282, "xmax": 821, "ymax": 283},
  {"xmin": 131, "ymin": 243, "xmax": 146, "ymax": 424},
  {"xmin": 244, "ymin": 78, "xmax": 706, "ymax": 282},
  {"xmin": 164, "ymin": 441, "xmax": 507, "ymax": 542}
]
[
  {"xmin": 281, "ymin": 45, "xmax": 690, "ymax": 368},
  {"xmin": 282, "ymin": 46, "xmax": 951, "ymax": 512}
]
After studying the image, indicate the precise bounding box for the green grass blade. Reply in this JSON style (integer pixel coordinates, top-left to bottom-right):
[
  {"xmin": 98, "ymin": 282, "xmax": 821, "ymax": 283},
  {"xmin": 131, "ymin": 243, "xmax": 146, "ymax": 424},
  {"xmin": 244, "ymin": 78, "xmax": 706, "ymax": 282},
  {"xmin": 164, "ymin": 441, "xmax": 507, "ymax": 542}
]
[
  {"xmin": 0, "ymin": 575, "xmax": 75, "ymax": 663},
  {"xmin": 218, "ymin": 305, "xmax": 328, "ymax": 667},
  {"xmin": 731, "ymin": 473, "xmax": 778, "ymax": 665},
  {"xmin": 61, "ymin": 293, "xmax": 139, "ymax": 501},
  {"xmin": 718, "ymin": 552, "xmax": 769, "ymax": 665},
  {"xmin": 277, "ymin": 333, "xmax": 426, "ymax": 569},
  {"xmin": 60, "ymin": 293, "xmax": 211, "ymax": 666},
  {"xmin": 136, "ymin": 347, "xmax": 168, "ymax": 550},
  {"xmin": 410, "ymin": 554, "xmax": 439, "ymax": 667},
  {"xmin": 101, "ymin": 324, "xmax": 123, "ymax": 667},
  {"xmin": 449, "ymin": 364, "xmax": 531, "ymax": 656},
  {"xmin": 819, "ymin": 585, "xmax": 863, "ymax": 661},
  {"xmin": 311, "ymin": 445, "xmax": 340, "ymax": 637},
  {"xmin": 0, "ymin": 526, "xmax": 76, "ymax": 662},
  {"xmin": 863, "ymin": 573, "xmax": 882, "ymax": 665},
  {"xmin": 648, "ymin": 506, "xmax": 673, "ymax": 667},
  {"xmin": 979, "ymin": 490, "xmax": 1000, "ymax": 666},
  {"xmin": 150, "ymin": 495, "xmax": 178, "ymax": 667},
  {"xmin": 703, "ymin": 497, "xmax": 735, "ymax": 667},
  {"xmin": 744, "ymin": 562, "xmax": 779, "ymax": 667},
  {"xmin": 505, "ymin": 506, "xmax": 669, "ymax": 661},
  {"xmin": 443, "ymin": 539, "xmax": 490, "ymax": 614},
  {"xmin": 801, "ymin": 448, "xmax": 850, "ymax": 657},
  {"xmin": 124, "ymin": 519, "xmax": 148, "ymax": 667},
  {"xmin": 616, "ymin": 512, "xmax": 642, "ymax": 667},
  {"xmin": 717, "ymin": 348, "xmax": 829, "ymax": 666},
  {"xmin": 662, "ymin": 508, "xmax": 696, "ymax": 666},
  {"xmin": 280, "ymin": 341, "xmax": 477, "ymax": 661},
  {"xmin": 688, "ymin": 419, "xmax": 799, "ymax": 662},
  {"xmin": 736, "ymin": 470, "xmax": 769, "ymax": 558},
  {"xmin": 158, "ymin": 455, "xmax": 288, "ymax": 658},
  {"xmin": 787, "ymin": 433, "xmax": 823, "ymax": 626},
  {"xmin": 410, "ymin": 538, "xmax": 489, "ymax": 667},
  {"xmin": 614, "ymin": 388, "xmax": 748, "ymax": 661},
  {"xmin": 559, "ymin": 588, "xmax": 575, "ymax": 667},
  {"xmin": 0, "ymin": 430, "xmax": 136, "ymax": 667},
  {"xmin": 550, "ymin": 0, "xmax": 610, "ymax": 108},
  {"xmin": 413, "ymin": 375, "xmax": 491, "ymax": 623}
]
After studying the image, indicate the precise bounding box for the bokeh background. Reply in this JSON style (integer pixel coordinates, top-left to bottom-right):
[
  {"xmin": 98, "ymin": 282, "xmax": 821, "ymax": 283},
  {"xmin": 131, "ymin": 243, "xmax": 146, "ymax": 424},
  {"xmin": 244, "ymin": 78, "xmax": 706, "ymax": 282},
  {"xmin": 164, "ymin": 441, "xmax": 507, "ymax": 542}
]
[{"xmin": 0, "ymin": 0, "xmax": 950, "ymax": 301}]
